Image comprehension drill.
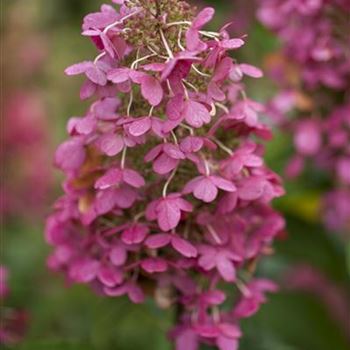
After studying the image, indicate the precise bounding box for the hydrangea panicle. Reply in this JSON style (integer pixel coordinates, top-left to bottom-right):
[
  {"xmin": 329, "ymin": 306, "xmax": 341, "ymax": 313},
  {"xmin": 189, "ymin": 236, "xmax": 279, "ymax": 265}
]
[{"xmin": 46, "ymin": 1, "xmax": 285, "ymax": 348}]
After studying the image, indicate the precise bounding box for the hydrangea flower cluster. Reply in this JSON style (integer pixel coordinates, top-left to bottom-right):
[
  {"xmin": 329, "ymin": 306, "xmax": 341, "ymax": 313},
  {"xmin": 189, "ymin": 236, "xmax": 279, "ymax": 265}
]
[
  {"xmin": 258, "ymin": 0, "xmax": 350, "ymax": 233},
  {"xmin": 46, "ymin": 1, "xmax": 285, "ymax": 348}
]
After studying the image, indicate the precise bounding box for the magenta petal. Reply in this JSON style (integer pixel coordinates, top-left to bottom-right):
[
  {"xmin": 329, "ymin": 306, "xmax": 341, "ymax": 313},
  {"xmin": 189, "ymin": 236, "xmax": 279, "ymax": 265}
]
[
  {"xmin": 192, "ymin": 7, "xmax": 215, "ymax": 28},
  {"xmin": 128, "ymin": 117, "xmax": 152, "ymax": 137},
  {"xmin": 80, "ymin": 80, "xmax": 96, "ymax": 100},
  {"xmin": 203, "ymin": 290, "xmax": 226, "ymax": 305},
  {"xmin": 216, "ymin": 336, "xmax": 239, "ymax": 350},
  {"xmin": 176, "ymin": 197, "xmax": 193, "ymax": 212},
  {"xmin": 238, "ymin": 177, "xmax": 266, "ymax": 200},
  {"xmin": 240, "ymin": 64, "xmax": 263, "ymax": 78},
  {"xmin": 163, "ymin": 144, "xmax": 186, "ymax": 160},
  {"xmin": 114, "ymin": 186, "xmax": 137, "ymax": 209},
  {"xmin": 218, "ymin": 324, "xmax": 242, "ymax": 339},
  {"xmin": 198, "ymin": 248, "xmax": 216, "ymax": 270},
  {"xmin": 211, "ymin": 176, "xmax": 236, "ymax": 192},
  {"xmin": 171, "ymin": 236, "xmax": 198, "ymax": 258},
  {"xmin": 104, "ymin": 284, "xmax": 128, "ymax": 297},
  {"xmin": 166, "ymin": 94, "xmax": 184, "ymax": 121},
  {"xmin": 193, "ymin": 177, "xmax": 218, "ymax": 203},
  {"xmin": 141, "ymin": 75, "xmax": 163, "ymax": 106},
  {"xmin": 183, "ymin": 100, "xmax": 211, "ymax": 128},
  {"xmin": 180, "ymin": 136, "xmax": 204, "ymax": 153},
  {"xmin": 153, "ymin": 153, "xmax": 179, "ymax": 175},
  {"xmin": 107, "ymin": 68, "xmax": 130, "ymax": 83},
  {"xmin": 145, "ymin": 233, "xmax": 171, "ymax": 249},
  {"xmin": 221, "ymin": 39, "xmax": 245, "ymax": 49},
  {"xmin": 109, "ymin": 246, "xmax": 127, "ymax": 266},
  {"xmin": 216, "ymin": 255, "xmax": 236, "ymax": 282},
  {"xmin": 140, "ymin": 258, "xmax": 168, "ymax": 273},
  {"xmin": 121, "ymin": 224, "xmax": 149, "ymax": 245},
  {"xmin": 122, "ymin": 169, "xmax": 145, "ymax": 188},
  {"xmin": 95, "ymin": 189, "xmax": 116, "ymax": 214},
  {"xmin": 97, "ymin": 266, "xmax": 123, "ymax": 287},
  {"xmin": 55, "ymin": 138, "xmax": 86, "ymax": 171},
  {"xmin": 144, "ymin": 144, "xmax": 163, "ymax": 162},
  {"xmin": 176, "ymin": 330, "xmax": 198, "ymax": 350},
  {"xmin": 86, "ymin": 65, "xmax": 107, "ymax": 86},
  {"xmin": 95, "ymin": 168, "xmax": 123, "ymax": 190},
  {"xmin": 65, "ymin": 61, "xmax": 93, "ymax": 75},
  {"xmin": 70, "ymin": 259, "xmax": 100, "ymax": 283},
  {"xmin": 156, "ymin": 199, "xmax": 181, "ymax": 231},
  {"xmin": 127, "ymin": 283, "xmax": 145, "ymax": 304},
  {"xmin": 98, "ymin": 133, "xmax": 124, "ymax": 156}
]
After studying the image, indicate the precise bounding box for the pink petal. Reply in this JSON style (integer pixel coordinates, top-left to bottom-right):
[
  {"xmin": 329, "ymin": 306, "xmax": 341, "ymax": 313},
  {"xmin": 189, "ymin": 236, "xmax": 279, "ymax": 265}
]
[
  {"xmin": 107, "ymin": 68, "xmax": 130, "ymax": 83},
  {"xmin": 98, "ymin": 133, "xmax": 124, "ymax": 156},
  {"xmin": 176, "ymin": 330, "xmax": 198, "ymax": 350},
  {"xmin": 186, "ymin": 28, "xmax": 201, "ymax": 52},
  {"xmin": 144, "ymin": 144, "xmax": 163, "ymax": 162},
  {"xmin": 211, "ymin": 176, "xmax": 236, "ymax": 192},
  {"xmin": 70, "ymin": 259, "xmax": 100, "ymax": 283},
  {"xmin": 104, "ymin": 284, "xmax": 128, "ymax": 297},
  {"xmin": 128, "ymin": 117, "xmax": 152, "ymax": 137},
  {"xmin": 176, "ymin": 197, "xmax": 194, "ymax": 212},
  {"xmin": 216, "ymin": 336, "xmax": 239, "ymax": 350},
  {"xmin": 221, "ymin": 39, "xmax": 245, "ymax": 49},
  {"xmin": 213, "ymin": 57, "xmax": 233, "ymax": 82},
  {"xmin": 180, "ymin": 136, "xmax": 204, "ymax": 153},
  {"xmin": 193, "ymin": 7, "xmax": 215, "ymax": 28},
  {"xmin": 95, "ymin": 189, "xmax": 116, "ymax": 214},
  {"xmin": 171, "ymin": 236, "xmax": 198, "ymax": 258},
  {"xmin": 95, "ymin": 168, "xmax": 123, "ymax": 190},
  {"xmin": 193, "ymin": 177, "xmax": 218, "ymax": 203},
  {"xmin": 163, "ymin": 144, "xmax": 186, "ymax": 160},
  {"xmin": 141, "ymin": 75, "xmax": 163, "ymax": 106},
  {"xmin": 127, "ymin": 283, "xmax": 145, "ymax": 304},
  {"xmin": 203, "ymin": 290, "xmax": 226, "ymax": 305},
  {"xmin": 121, "ymin": 224, "xmax": 149, "ymax": 245},
  {"xmin": 109, "ymin": 246, "xmax": 127, "ymax": 266},
  {"xmin": 166, "ymin": 94, "xmax": 184, "ymax": 121},
  {"xmin": 153, "ymin": 153, "xmax": 179, "ymax": 175},
  {"xmin": 156, "ymin": 199, "xmax": 181, "ymax": 231},
  {"xmin": 80, "ymin": 80, "xmax": 96, "ymax": 100},
  {"xmin": 140, "ymin": 258, "xmax": 168, "ymax": 273},
  {"xmin": 239, "ymin": 64, "xmax": 263, "ymax": 78},
  {"xmin": 122, "ymin": 169, "xmax": 145, "ymax": 188},
  {"xmin": 218, "ymin": 324, "xmax": 241, "ymax": 339},
  {"xmin": 216, "ymin": 255, "xmax": 236, "ymax": 282},
  {"xmin": 97, "ymin": 266, "xmax": 123, "ymax": 287},
  {"xmin": 86, "ymin": 65, "xmax": 107, "ymax": 85},
  {"xmin": 114, "ymin": 186, "xmax": 137, "ymax": 209},
  {"xmin": 65, "ymin": 61, "xmax": 93, "ymax": 75},
  {"xmin": 238, "ymin": 177, "xmax": 266, "ymax": 201},
  {"xmin": 145, "ymin": 233, "xmax": 171, "ymax": 249},
  {"xmin": 183, "ymin": 100, "xmax": 210, "ymax": 128},
  {"xmin": 55, "ymin": 139, "xmax": 86, "ymax": 171},
  {"xmin": 183, "ymin": 176, "xmax": 203, "ymax": 194}
]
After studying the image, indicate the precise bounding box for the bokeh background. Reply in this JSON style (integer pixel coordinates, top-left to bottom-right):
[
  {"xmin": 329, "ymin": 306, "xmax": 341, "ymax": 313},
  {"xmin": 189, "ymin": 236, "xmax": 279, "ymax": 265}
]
[{"xmin": 1, "ymin": 0, "xmax": 349, "ymax": 349}]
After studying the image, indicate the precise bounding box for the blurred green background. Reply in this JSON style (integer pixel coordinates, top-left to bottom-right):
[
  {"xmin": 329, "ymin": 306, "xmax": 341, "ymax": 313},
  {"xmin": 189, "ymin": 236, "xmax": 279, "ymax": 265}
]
[{"xmin": 1, "ymin": 0, "xmax": 349, "ymax": 349}]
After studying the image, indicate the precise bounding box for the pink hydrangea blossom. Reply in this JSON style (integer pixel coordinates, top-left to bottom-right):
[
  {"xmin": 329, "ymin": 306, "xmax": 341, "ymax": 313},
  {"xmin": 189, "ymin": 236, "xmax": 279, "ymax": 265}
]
[
  {"xmin": 47, "ymin": 1, "xmax": 285, "ymax": 349},
  {"xmin": 258, "ymin": 0, "xmax": 350, "ymax": 233}
]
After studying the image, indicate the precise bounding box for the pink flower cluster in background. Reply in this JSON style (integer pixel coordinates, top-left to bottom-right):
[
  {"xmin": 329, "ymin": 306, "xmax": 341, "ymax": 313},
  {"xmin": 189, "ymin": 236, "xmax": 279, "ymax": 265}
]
[
  {"xmin": 46, "ymin": 1, "xmax": 284, "ymax": 349},
  {"xmin": 258, "ymin": 0, "xmax": 350, "ymax": 233},
  {"xmin": 0, "ymin": 266, "xmax": 29, "ymax": 345},
  {"xmin": 1, "ymin": 91, "xmax": 52, "ymax": 218},
  {"xmin": 285, "ymin": 264, "xmax": 350, "ymax": 340}
]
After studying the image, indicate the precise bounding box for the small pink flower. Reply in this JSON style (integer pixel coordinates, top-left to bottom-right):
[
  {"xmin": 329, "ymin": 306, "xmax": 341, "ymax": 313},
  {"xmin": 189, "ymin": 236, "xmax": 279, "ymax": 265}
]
[{"xmin": 184, "ymin": 175, "xmax": 236, "ymax": 203}]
